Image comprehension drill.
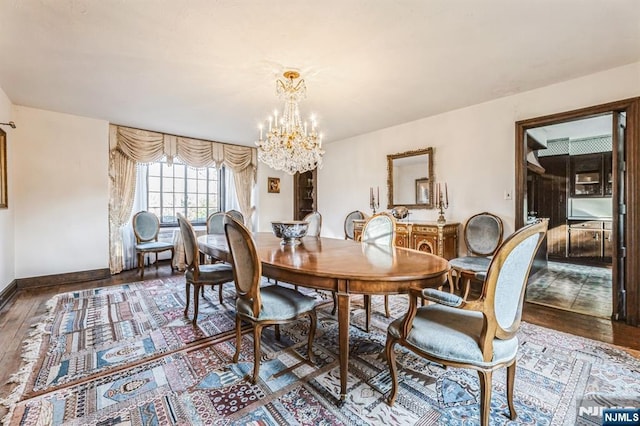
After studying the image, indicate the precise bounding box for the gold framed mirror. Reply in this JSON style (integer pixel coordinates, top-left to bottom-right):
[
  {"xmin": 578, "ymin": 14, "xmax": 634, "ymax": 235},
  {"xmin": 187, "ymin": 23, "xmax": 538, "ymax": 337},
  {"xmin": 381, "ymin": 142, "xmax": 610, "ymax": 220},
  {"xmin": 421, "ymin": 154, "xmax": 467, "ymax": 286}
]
[{"xmin": 387, "ymin": 147, "xmax": 434, "ymax": 209}]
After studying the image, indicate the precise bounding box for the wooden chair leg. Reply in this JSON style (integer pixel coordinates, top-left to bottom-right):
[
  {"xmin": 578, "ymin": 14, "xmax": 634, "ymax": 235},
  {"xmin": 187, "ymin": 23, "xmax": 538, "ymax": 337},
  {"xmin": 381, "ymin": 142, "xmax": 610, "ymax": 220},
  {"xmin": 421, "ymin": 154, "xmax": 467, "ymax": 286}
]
[
  {"xmin": 252, "ymin": 324, "xmax": 264, "ymax": 384},
  {"xmin": 192, "ymin": 285, "xmax": 201, "ymax": 325},
  {"xmin": 233, "ymin": 317, "xmax": 242, "ymax": 363},
  {"xmin": 478, "ymin": 370, "xmax": 493, "ymax": 426},
  {"xmin": 138, "ymin": 253, "xmax": 145, "ymax": 279},
  {"xmin": 386, "ymin": 335, "xmax": 399, "ymax": 406},
  {"xmin": 364, "ymin": 295, "xmax": 371, "ymax": 332},
  {"xmin": 155, "ymin": 252, "xmax": 159, "ymax": 269},
  {"xmin": 506, "ymin": 361, "xmax": 517, "ymax": 420},
  {"xmin": 274, "ymin": 324, "xmax": 281, "ymax": 341},
  {"xmin": 307, "ymin": 311, "xmax": 317, "ymax": 364},
  {"xmin": 384, "ymin": 295, "xmax": 390, "ymax": 318},
  {"xmin": 331, "ymin": 292, "xmax": 337, "ymax": 315},
  {"xmin": 184, "ymin": 282, "xmax": 191, "ymax": 317},
  {"xmin": 218, "ymin": 283, "xmax": 224, "ymax": 303}
]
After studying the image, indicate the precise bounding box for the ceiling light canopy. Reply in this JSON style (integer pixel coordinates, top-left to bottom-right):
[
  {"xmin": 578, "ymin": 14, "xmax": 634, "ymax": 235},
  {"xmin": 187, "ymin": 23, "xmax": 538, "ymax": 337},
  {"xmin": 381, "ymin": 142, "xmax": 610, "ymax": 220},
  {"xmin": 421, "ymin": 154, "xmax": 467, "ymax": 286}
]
[{"xmin": 256, "ymin": 71, "xmax": 324, "ymax": 175}]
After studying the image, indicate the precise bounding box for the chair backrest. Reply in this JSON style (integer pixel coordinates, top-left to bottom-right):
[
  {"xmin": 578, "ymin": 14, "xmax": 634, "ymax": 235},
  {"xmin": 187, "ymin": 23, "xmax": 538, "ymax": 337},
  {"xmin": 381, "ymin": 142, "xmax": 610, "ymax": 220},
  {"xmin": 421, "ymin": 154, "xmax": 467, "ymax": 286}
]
[
  {"xmin": 224, "ymin": 214, "xmax": 262, "ymax": 318},
  {"xmin": 226, "ymin": 209, "xmax": 244, "ymax": 225},
  {"xmin": 177, "ymin": 212, "xmax": 199, "ymax": 272},
  {"xmin": 464, "ymin": 212, "xmax": 504, "ymax": 256},
  {"xmin": 344, "ymin": 210, "xmax": 365, "ymax": 240},
  {"xmin": 482, "ymin": 220, "xmax": 548, "ymax": 342},
  {"xmin": 206, "ymin": 212, "xmax": 226, "ymax": 235},
  {"xmin": 361, "ymin": 212, "xmax": 396, "ymax": 246},
  {"xmin": 132, "ymin": 211, "xmax": 160, "ymax": 243},
  {"xmin": 303, "ymin": 211, "xmax": 322, "ymax": 237}
]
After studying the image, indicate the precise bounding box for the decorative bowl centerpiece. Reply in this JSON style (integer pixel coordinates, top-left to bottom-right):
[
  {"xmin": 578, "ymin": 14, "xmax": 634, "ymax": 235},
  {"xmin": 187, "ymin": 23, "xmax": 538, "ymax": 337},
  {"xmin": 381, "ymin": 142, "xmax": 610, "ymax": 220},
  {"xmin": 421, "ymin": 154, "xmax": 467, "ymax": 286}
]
[
  {"xmin": 391, "ymin": 206, "xmax": 409, "ymax": 219},
  {"xmin": 271, "ymin": 221, "xmax": 309, "ymax": 245}
]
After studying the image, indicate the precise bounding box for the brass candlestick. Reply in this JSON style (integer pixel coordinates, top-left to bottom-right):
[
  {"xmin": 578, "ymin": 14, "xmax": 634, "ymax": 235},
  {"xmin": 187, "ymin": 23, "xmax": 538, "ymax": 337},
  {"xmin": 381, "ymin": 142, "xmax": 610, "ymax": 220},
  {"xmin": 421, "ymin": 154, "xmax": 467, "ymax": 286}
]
[{"xmin": 435, "ymin": 182, "xmax": 449, "ymax": 224}]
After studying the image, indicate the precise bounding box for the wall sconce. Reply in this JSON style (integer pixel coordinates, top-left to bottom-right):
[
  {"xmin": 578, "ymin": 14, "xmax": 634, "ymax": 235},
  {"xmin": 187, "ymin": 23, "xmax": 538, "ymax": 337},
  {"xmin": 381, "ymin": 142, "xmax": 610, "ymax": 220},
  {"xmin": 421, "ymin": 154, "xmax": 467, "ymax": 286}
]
[{"xmin": 0, "ymin": 121, "xmax": 16, "ymax": 129}]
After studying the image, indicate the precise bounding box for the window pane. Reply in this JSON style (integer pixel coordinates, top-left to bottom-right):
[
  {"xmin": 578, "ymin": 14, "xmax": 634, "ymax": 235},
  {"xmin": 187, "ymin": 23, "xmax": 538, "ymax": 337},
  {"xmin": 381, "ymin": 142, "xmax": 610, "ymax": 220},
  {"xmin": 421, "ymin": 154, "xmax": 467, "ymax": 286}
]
[
  {"xmin": 163, "ymin": 194, "xmax": 174, "ymax": 207},
  {"xmin": 197, "ymin": 194, "xmax": 207, "ymax": 207},
  {"xmin": 162, "ymin": 208, "xmax": 176, "ymax": 224},
  {"xmin": 162, "ymin": 177, "xmax": 174, "ymax": 192},
  {"xmin": 197, "ymin": 179, "xmax": 207, "ymax": 193},
  {"xmin": 174, "ymin": 177, "xmax": 185, "ymax": 193},
  {"xmin": 187, "ymin": 167, "xmax": 197, "ymax": 179},
  {"xmin": 148, "ymin": 176, "xmax": 161, "ymax": 192},
  {"xmin": 148, "ymin": 163, "xmax": 161, "ymax": 176},
  {"xmin": 197, "ymin": 168, "xmax": 207, "ymax": 179},
  {"xmin": 148, "ymin": 207, "xmax": 161, "ymax": 219},
  {"xmin": 173, "ymin": 164, "xmax": 186, "ymax": 177},
  {"xmin": 186, "ymin": 208, "xmax": 198, "ymax": 222},
  {"xmin": 186, "ymin": 179, "xmax": 197, "ymax": 193},
  {"xmin": 175, "ymin": 194, "xmax": 186, "ymax": 208},
  {"xmin": 148, "ymin": 192, "xmax": 161, "ymax": 207},
  {"xmin": 162, "ymin": 163, "xmax": 174, "ymax": 177}
]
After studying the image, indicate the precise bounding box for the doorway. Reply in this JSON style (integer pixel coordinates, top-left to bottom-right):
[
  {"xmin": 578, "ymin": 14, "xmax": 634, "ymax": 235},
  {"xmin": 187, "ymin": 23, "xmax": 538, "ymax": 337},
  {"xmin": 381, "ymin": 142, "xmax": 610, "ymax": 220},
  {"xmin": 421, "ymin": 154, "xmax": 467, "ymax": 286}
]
[
  {"xmin": 515, "ymin": 98, "xmax": 640, "ymax": 326},
  {"xmin": 524, "ymin": 116, "xmax": 613, "ymax": 318}
]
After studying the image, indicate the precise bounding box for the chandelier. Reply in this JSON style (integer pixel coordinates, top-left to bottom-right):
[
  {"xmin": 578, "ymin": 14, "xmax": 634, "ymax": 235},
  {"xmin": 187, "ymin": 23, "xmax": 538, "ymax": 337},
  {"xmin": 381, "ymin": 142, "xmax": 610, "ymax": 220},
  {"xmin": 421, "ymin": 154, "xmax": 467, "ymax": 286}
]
[{"xmin": 256, "ymin": 70, "xmax": 324, "ymax": 175}]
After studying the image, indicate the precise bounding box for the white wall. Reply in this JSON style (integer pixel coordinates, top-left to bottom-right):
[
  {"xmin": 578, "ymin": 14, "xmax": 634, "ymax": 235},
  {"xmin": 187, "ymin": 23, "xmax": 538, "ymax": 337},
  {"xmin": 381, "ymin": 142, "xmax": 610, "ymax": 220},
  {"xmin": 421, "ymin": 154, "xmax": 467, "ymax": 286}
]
[
  {"xmin": 254, "ymin": 164, "xmax": 295, "ymax": 232},
  {"xmin": 13, "ymin": 107, "xmax": 110, "ymax": 278},
  {"xmin": 319, "ymin": 62, "xmax": 640, "ymax": 250},
  {"xmin": 0, "ymin": 87, "xmax": 15, "ymax": 293}
]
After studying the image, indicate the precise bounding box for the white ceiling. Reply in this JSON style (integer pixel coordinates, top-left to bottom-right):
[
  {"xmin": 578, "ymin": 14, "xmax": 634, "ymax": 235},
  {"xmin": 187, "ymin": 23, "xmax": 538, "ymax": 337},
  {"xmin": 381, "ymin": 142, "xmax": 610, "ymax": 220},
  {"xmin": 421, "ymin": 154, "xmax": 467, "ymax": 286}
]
[{"xmin": 1, "ymin": 0, "xmax": 639, "ymax": 146}]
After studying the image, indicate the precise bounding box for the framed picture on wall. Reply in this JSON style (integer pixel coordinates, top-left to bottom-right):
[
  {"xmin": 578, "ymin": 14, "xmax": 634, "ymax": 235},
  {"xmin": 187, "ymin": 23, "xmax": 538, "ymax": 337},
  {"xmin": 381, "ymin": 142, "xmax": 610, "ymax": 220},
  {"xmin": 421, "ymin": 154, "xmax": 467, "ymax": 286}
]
[
  {"xmin": 0, "ymin": 129, "xmax": 7, "ymax": 208},
  {"xmin": 415, "ymin": 178, "xmax": 429, "ymax": 205},
  {"xmin": 268, "ymin": 177, "xmax": 280, "ymax": 193}
]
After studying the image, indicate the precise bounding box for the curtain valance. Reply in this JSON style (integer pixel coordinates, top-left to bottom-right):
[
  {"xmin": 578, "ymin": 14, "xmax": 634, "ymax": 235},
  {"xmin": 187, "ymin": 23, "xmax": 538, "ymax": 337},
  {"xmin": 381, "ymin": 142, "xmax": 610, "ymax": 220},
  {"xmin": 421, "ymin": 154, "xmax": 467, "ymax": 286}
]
[{"xmin": 109, "ymin": 125, "xmax": 257, "ymax": 172}]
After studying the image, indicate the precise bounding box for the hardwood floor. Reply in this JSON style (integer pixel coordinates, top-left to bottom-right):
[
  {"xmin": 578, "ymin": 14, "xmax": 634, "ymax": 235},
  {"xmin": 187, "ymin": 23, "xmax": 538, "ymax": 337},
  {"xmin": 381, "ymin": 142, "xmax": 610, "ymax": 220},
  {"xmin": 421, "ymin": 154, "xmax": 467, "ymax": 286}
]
[{"xmin": 1, "ymin": 262, "xmax": 639, "ymax": 419}]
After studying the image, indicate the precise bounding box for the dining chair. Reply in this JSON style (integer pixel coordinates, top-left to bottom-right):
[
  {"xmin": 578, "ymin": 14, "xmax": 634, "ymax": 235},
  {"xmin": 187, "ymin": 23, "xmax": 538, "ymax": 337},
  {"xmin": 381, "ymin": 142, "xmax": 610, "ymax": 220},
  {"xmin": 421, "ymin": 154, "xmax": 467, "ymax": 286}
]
[
  {"xmin": 206, "ymin": 211, "xmax": 226, "ymax": 235},
  {"xmin": 361, "ymin": 212, "xmax": 396, "ymax": 331},
  {"xmin": 344, "ymin": 210, "xmax": 366, "ymax": 240},
  {"xmin": 132, "ymin": 211, "xmax": 176, "ymax": 279},
  {"xmin": 223, "ymin": 214, "xmax": 317, "ymax": 384},
  {"xmin": 385, "ymin": 220, "xmax": 548, "ymax": 425},
  {"xmin": 177, "ymin": 213, "xmax": 235, "ymax": 325},
  {"xmin": 448, "ymin": 212, "xmax": 504, "ymax": 299},
  {"xmin": 226, "ymin": 209, "xmax": 244, "ymax": 225},
  {"xmin": 303, "ymin": 211, "xmax": 322, "ymax": 237}
]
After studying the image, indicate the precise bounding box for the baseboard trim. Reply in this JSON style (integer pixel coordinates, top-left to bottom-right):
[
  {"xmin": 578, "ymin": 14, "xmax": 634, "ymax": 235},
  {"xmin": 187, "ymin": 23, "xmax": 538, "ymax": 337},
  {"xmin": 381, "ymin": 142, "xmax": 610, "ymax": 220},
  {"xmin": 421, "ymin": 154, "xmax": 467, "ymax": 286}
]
[
  {"xmin": 16, "ymin": 268, "xmax": 112, "ymax": 290},
  {"xmin": 0, "ymin": 279, "xmax": 18, "ymax": 310}
]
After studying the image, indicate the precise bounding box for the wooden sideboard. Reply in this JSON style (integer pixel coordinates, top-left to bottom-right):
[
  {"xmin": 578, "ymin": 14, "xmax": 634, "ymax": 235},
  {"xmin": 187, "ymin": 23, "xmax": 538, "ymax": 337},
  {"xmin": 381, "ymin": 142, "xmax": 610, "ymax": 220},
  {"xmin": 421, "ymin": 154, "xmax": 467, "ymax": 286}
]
[{"xmin": 353, "ymin": 220, "xmax": 459, "ymax": 260}]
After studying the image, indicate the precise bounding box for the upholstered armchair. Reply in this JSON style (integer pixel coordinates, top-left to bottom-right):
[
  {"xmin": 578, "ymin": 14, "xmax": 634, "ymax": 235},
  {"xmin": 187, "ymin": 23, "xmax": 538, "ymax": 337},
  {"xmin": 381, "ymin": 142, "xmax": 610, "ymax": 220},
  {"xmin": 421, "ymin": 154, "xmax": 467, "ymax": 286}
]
[
  {"xmin": 448, "ymin": 212, "xmax": 503, "ymax": 299},
  {"xmin": 132, "ymin": 211, "xmax": 175, "ymax": 279},
  {"xmin": 303, "ymin": 211, "xmax": 322, "ymax": 237},
  {"xmin": 223, "ymin": 215, "xmax": 317, "ymax": 384},
  {"xmin": 177, "ymin": 213, "xmax": 235, "ymax": 324},
  {"xmin": 344, "ymin": 210, "xmax": 366, "ymax": 240},
  {"xmin": 385, "ymin": 220, "xmax": 548, "ymax": 425}
]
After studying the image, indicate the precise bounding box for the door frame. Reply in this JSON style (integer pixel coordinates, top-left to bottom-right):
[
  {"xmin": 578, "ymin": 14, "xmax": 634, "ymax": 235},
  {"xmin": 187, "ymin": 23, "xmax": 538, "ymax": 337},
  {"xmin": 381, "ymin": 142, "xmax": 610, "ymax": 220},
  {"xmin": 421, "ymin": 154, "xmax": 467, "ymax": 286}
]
[{"xmin": 515, "ymin": 97, "xmax": 640, "ymax": 326}]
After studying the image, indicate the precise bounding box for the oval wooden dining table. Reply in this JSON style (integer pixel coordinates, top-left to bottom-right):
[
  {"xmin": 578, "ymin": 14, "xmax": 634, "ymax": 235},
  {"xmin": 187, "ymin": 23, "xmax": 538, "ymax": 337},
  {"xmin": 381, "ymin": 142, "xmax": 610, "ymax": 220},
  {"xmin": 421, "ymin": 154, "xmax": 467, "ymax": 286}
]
[{"xmin": 198, "ymin": 232, "xmax": 449, "ymax": 401}]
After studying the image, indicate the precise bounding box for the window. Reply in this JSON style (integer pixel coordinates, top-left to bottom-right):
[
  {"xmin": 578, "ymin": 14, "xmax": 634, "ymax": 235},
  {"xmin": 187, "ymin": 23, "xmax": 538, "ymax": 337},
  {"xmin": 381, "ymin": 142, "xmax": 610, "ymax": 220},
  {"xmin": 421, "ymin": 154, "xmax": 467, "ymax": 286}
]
[{"xmin": 147, "ymin": 159, "xmax": 223, "ymax": 226}]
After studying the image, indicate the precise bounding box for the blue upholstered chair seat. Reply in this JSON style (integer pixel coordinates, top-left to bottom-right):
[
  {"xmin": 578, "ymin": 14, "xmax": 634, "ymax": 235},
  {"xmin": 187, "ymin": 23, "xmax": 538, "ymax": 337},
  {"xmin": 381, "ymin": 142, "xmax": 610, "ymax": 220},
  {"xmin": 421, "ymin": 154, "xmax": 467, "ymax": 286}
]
[
  {"xmin": 388, "ymin": 304, "xmax": 518, "ymax": 367},
  {"xmin": 135, "ymin": 241, "xmax": 174, "ymax": 252},
  {"xmin": 186, "ymin": 263, "xmax": 233, "ymax": 282},
  {"xmin": 236, "ymin": 285, "xmax": 316, "ymax": 321},
  {"xmin": 448, "ymin": 256, "xmax": 491, "ymax": 273}
]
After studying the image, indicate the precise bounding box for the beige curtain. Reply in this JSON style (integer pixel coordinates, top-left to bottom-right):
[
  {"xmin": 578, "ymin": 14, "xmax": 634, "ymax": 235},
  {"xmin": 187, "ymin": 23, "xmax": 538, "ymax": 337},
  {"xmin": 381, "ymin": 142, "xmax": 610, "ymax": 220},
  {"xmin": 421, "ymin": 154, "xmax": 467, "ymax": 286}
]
[{"xmin": 108, "ymin": 124, "xmax": 256, "ymax": 274}]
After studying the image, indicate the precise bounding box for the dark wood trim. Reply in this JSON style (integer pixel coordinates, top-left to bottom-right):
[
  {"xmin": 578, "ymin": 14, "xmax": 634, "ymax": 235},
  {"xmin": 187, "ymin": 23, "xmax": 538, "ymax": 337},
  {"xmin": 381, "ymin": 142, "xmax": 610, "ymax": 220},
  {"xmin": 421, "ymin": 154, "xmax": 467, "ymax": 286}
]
[
  {"xmin": 515, "ymin": 97, "xmax": 640, "ymax": 326},
  {"xmin": 0, "ymin": 279, "xmax": 17, "ymax": 310},
  {"xmin": 16, "ymin": 268, "xmax": 111, "ymax": 289}
]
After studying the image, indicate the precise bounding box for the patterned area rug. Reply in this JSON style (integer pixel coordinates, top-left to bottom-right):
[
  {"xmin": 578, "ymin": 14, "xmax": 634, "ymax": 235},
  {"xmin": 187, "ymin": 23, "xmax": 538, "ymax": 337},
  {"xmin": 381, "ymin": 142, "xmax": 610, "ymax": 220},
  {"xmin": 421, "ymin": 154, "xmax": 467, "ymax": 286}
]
[{"xmin": 2, "ymin": 277, "xmax": 638, "ymax": 425}]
